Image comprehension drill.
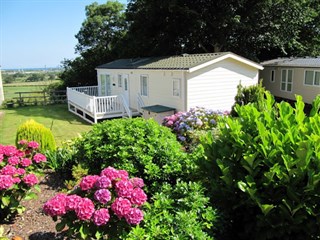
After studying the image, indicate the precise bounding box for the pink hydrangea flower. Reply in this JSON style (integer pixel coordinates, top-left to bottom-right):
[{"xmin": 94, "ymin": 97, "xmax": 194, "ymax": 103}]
[
  {"xmin": 43, "ymin": 193, "xmax": 67, "ymax": 216},
  {"xmin": 130, "ymin": 188, "xmax": 147, "ymax": 206},
  {"xmin": 2, "ymin": 145, "xmax": 18, "ymax": 156},
  {"xmin": 23, "ymin": 173, "xmax": 38, "ymax": 186},
  {"xmin": 18, "ymin": 139, "xmax": 28, "ymax": 145},
  {"xmin": 125, "ymin": 208, "xmax": 144, "ymax": 225},
  {"xmin": 130, "ymin": 177, "xmax": 145, "ymax": 188},
  {"xmin": 93, "ymin": 208, "xmax": 110, "ymax": 226},
  {"xmin": 20, "ymin": 158, "xmax": 32, "ymax": 167},
  {"xmin": 118, "ymin": 170, "xmax": 129, "ymax": 180},
  {"xmin": 111, "ymin": 197, "xmax": 131, "ymax": 219},
  {"xmin": 79, "ymin": 175, "xmax": 100, "ymax": 191},
  {"xmin": 16, "ymin": 168, "xmax": 26, "ymax": 175},
  {"xmin": 75, "ymin": 198, "xmax": 95, "ymax": 220},
  {"xmin": 16, "ymin": 150, "xmax": 25, "ymax": 158},
  {"xmin": 94, "ymin": 189, "xmax": 111, "ymax": 204},
  {"xmin": 1, "ymin": 165, "xmax": 17, "ymax": 175},
  {"xmin": 33, "ymin": 153, "xmax": 47, "ymax": 163},
  {"xmin": 0, "ymin": 175, "xmax": 15, "ymax": 190},
  {"xmin": 28, "ymin": 141, "xmax": 39, "ymax": 149},
  {"xmin": 100, "ymin": 167, "xmax": 120, "ymax": 181},
  {"xmin": 13, "ymin": 177, "xmax": 21, "ymax": 184},
  {"xmin": 95, "ymin": 176, "xmax": 112, "ymax": 189},
  {"xmin": 115, "ymin": 180, "xmax": 134, "ymax": 198},
  {"xmin": 8, "ymin": 156, "xmax": 20, "ymax": 165},
  {"xmin": 0, "ymin": 154, "xmax": 4, "ymax": 163},
  {"xmin": 65, "ymin": 194, "xmax": 83, "ymax": 211}
]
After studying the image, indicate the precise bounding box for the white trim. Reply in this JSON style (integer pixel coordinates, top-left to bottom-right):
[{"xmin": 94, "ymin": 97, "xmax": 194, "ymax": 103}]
[
  {"xmin": 188, "ymin": 53, "xmax": 264, "ymax": 72},
  {"xmin": 280, "ymin": 69, "xmax": 293, "ymax": 92},
  {"xmin": 172, "ymin": 78, "xmax": 181, "ymax": 97},
  {"xmin": 304, "ymin": 69, "xmax": 320, "ymax": 87},
  {"xmin": 140, "ymin": 74, "xmax": 149, "ymax": 97}
]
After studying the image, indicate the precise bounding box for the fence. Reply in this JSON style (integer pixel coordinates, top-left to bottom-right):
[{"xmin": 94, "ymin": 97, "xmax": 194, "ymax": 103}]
[{"xmin": 12, "ymin": 90, "xmax": 67, "ymax": 106}]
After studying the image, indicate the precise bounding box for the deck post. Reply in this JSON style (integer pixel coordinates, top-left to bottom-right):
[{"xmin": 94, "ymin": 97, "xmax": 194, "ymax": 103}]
[{"xmin": 93, "ymin": 96, "xmax": 97, "ymax": 124}]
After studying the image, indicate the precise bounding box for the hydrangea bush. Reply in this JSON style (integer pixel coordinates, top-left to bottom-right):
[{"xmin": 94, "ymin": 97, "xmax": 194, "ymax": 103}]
[
  {"xmin": 0, "ymin": 140, "xmax": 46, "ymax": 221},
  {"xmin": 43, "ymin": 166, "xmax": 147, "ymax": 240},
  {"xmin": 163, "ymin": 107, "xmax": 227, "ymax": 149}
]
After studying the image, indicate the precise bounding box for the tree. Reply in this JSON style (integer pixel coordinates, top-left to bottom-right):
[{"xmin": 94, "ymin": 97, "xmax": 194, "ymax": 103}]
[
  {"xmin": 60, "ymin": 1, "xmax": 127, "ymax": 87},
  {"xmin": 124, "ymin": 0, "xmax": 320, "ymax": 60}
]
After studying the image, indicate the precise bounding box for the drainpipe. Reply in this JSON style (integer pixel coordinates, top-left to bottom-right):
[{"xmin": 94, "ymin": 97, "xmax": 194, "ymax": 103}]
[{"xmin": 0, "ymin": 67, "xmax": 4, "ymax": 105}]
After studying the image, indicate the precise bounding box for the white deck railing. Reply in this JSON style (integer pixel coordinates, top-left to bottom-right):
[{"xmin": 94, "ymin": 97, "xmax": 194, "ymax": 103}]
[
  {"xmin": 67, "ymin": 87, "xmax": 95, "ymax": 113},
  {"xmin": 95, "ymin": 95, "xmax": 122, "ymax": 114},
  {"xmin": 71, "ymin": 86, "xmax": 98, "ymax": 96},
  {"xmin": 67, "ymin": 87, "xmax": 130, "ymax": 123}
]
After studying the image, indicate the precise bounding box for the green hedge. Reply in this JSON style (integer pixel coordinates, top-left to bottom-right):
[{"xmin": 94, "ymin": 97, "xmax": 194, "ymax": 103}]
[
  {"xmin": 71, "ymin": 118, "xmax": 199, "ymax": 193},
  {"xmin": 201, "ymin": 93, "xmax": 320, "ymax": 240}
]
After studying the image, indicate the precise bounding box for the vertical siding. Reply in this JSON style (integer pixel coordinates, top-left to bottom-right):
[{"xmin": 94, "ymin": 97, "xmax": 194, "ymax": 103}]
[
  {"xmin": 187, "ymin": 59, "xmax": 259, "ymax": 111},
  {"xmin": 261, "ymin": 67, "xmax": 320, "ymax": 104}
]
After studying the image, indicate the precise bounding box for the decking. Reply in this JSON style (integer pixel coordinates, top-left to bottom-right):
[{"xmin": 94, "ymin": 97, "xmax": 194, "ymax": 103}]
[{"xmin": 67, "ymin": 86, "xmax": 140, "ymax": 124}]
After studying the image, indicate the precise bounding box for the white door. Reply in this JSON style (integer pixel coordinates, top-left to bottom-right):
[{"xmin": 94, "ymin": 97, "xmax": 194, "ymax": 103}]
[
  {"xmin": 100, "ymin": 74, "xmax": 111, "ymax": 96},
  {"xmin": 123, "ymin": 74, "xmax": 129, "ymax": 104}
]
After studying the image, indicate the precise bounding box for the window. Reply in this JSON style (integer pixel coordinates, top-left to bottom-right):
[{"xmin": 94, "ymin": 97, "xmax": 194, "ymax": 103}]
[
  {"xmin": 100, "ymin": 74, "xmax": 111, "ymax": 96},
  {"xmin": 281, "ymin": 69, "xmax": 293, "ymax": 92},
  {"xmin": 270, "ymin": 70, "xmax": 275, "ymax": 82},
  {"xmin": 118, "ymin": 74, "xmax": 122, "ymax": 87},
  {"xmin": 140, "ymin": 75, "xmax": 148, "ymax": 96},
  {"xmin": 173, "ymin": 78, "xmax": 181, "ymax": 97},
  {"xmin": 305, "ymin": 70, "xmax": 320, "ymax": 86}
]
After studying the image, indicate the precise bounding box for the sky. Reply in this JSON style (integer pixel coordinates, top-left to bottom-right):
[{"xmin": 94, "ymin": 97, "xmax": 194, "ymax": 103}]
[{"xmin": 0, "ymin": 0, "xmax": 127, "ymax": 69}]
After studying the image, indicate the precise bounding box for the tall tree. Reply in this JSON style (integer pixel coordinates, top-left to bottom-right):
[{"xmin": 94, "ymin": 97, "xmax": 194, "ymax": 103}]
[
  {"xmin": 124, "ymin": 0, "xmax": 320, "ymax": 60},
  {"xmin": 60, "ymin": 1, "xmax": 126, "ymax": 87}
]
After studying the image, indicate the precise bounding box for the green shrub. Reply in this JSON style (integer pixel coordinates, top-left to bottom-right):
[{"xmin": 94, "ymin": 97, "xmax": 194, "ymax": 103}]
[
  {"xmin": 15, "ymin": 119, "xmax": 56, "ymax": 152},
  {"xmin": 71, "ymin": 118, "xmax": 199, "ymax": 194},
  {"xmin": 45, "ymin": 140, "xmax": 77, "ymax": 171},
  {"xmin": 125, "ymin": 181, "xmax": 218, "ymax": 240},
  {"xmin": 201, "ymin": 93, "xmax": 320, "ymax": 240},
  {"xmin": 230, "ymin": 82, "xmax": 266, "ymax": 116}
]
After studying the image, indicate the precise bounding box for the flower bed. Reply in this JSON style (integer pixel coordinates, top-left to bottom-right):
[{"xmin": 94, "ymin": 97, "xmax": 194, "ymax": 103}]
[
  {"xmin": 43, "ymin": 166, "xmax": 147, "ymax": 239},
  {"xmin": 0, "ymin": 140, "xmax": 46, "ymax": 222}
]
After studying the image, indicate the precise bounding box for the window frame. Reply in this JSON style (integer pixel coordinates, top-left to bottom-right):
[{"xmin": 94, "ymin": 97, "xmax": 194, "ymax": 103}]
[
  {"xmin": 304, "ymin": 70, "xmax": 320, "ymax": 86},
  {"xmin": 118, "ymin": 74, "xmax": 122, "ymax": 88},
  {"xmin": 280, "ymin": 69, "xmax": 293, "ymax": 92},
  {"xmin": 140, "ymin": 75, "xmax": 149, "ymax": 97},
  {"xmin": 172, "ymin": 78, "xmax": 181, "ymax": 97},
  {"xmin": 270, "ymin": 69, "xmax": 275, "ymax": 82}
]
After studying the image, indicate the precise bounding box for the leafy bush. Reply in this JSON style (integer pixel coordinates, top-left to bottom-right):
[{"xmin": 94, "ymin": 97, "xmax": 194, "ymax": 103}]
[
  {"xmin": 163, "ymin": 107, "xmax": 226, "ymax": 151},
  {"xmin": 0, "ymin": 141, "xmax": 46, "ymax": 222},
  {"xmin": 200, "ymin": 93, "xmax": 320, "ymax": 240},
  {"xmin": 15, "ymin": 119, "xmax": 56, "ymax": 152},
  {"xmin": 230, "ymin": 82, "xmax": 266, "ymax": 116},
  {"xmin": 126, "ymin": 181, "xmax": 217, "ymax": 240},
  {"xmin": 45, "ymin": 140, "xmax": 77, "ymax": 171},
  {"xmin": 71, "ymin": 118, "xmax": 198, "ymax": 194},
  {"xmin": 44, "ymin": 166, "xmax": 147, "ymax": 240}
]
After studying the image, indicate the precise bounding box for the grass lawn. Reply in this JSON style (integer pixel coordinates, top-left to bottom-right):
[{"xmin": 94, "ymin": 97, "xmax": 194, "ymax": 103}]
[{"xmin": 0, "ymin": 104, "xmax": 92, "ymax": 146}]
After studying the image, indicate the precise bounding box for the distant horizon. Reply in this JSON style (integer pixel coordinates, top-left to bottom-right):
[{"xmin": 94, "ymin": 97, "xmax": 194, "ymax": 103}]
[{"xmin": 1, "ymin": 66, "xmax": 62, "ymax": 71}]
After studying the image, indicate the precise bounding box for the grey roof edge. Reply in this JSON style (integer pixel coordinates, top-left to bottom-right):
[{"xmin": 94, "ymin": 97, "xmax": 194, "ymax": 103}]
[{"xmin": 261, "ymin": 57, "xmax": 320, "ymax": 68}]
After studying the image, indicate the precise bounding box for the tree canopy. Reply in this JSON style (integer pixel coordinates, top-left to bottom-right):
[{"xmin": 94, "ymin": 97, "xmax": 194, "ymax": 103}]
[
  {"xmin": 60, "ymin": 0, "xmax": 320, "ymax": 86},
  {"xmin": 60, "ymin": 1, "xmax": 126, "ymax": 86}
]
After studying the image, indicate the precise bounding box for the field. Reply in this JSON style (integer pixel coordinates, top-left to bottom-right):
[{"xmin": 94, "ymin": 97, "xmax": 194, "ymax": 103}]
[
  {"xmin": 0, "ymin": 104, "xmax": 92, "ymax": 146},
  {"xmin": 3, "ymin": 80, "xmax": 61, "ymax": 100}
]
